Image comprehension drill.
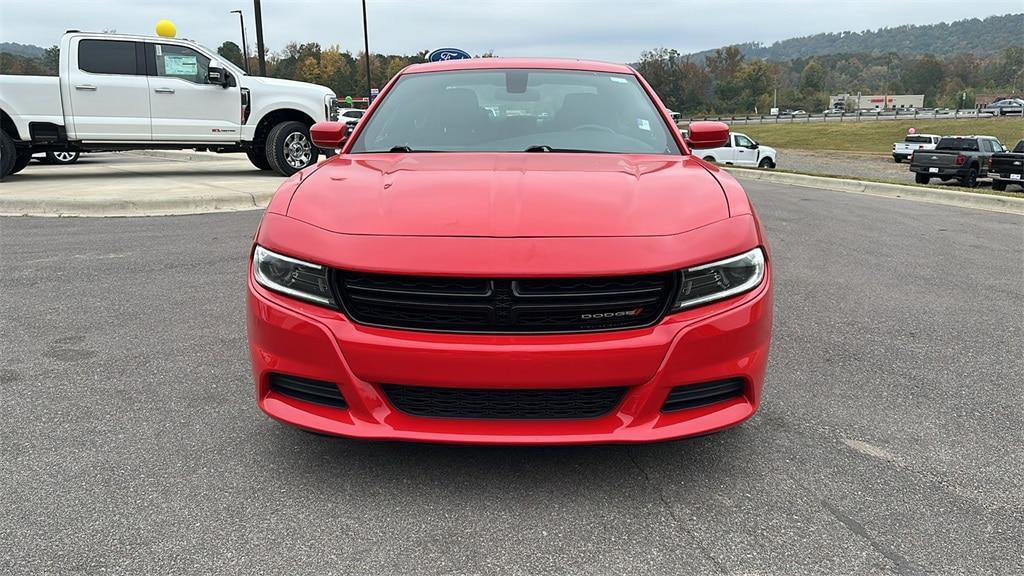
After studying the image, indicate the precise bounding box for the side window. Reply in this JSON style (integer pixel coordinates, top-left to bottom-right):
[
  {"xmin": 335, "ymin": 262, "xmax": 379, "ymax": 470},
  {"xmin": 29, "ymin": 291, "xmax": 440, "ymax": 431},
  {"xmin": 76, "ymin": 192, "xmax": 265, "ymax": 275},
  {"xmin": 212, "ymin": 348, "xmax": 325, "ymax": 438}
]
[
  {"xmin": 153, "ymin": 43, "xmax": 210, "ymax": 84},
  {"xmin": 78, "ymin": 39, "xmax": 137, "ymax": 75},
  {"xmin": 735, "ymin": 134, "xmax": 754, "ymax": 148}
]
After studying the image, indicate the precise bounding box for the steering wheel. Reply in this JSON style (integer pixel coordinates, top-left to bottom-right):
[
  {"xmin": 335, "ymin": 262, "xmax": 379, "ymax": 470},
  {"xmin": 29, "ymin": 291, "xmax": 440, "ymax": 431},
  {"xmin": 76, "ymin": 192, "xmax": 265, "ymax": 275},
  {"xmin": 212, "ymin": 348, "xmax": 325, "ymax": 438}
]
[{"xmin": 572, "ymin": 124, "xmax": 617, "ymax": 134}]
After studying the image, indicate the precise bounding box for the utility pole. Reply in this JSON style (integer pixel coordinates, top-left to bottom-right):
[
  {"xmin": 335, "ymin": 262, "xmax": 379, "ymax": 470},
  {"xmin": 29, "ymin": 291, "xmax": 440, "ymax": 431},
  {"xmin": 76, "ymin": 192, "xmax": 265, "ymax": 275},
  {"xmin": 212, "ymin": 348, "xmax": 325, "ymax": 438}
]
[
  {"xmin": 362, "ymin": 0, "xmax": 372, "ymax": 101},
  {"xmin": 230, "ymin": 10, "xmax": 249, "ymax": 74},
  {"xmin": 253, "ymin": 0, "xmax": 267, "ymax": 76}
]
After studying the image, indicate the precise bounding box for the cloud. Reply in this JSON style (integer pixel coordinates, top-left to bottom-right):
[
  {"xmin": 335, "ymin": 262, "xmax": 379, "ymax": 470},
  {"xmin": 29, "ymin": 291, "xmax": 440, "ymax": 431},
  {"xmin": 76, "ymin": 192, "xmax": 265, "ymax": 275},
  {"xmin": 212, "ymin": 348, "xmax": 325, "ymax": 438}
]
[{"xmin": 0, "ymin": 0, "xmax": 1020, "ymax": 62}]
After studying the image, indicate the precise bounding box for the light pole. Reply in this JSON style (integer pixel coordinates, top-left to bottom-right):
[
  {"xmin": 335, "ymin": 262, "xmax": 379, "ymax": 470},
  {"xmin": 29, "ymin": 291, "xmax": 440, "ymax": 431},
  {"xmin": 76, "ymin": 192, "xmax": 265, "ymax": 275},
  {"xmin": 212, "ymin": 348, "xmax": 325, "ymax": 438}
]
[
  {"xmin": 229, "ymin": 10, "xmax": 249, "ymax": 74},
  {"xmin": 253, "ymin": 0, "xmax": 267, "ymax": 76},
  {"xmin": 362, "ymin": 0, "xmax": 372, "ymax": 102}
]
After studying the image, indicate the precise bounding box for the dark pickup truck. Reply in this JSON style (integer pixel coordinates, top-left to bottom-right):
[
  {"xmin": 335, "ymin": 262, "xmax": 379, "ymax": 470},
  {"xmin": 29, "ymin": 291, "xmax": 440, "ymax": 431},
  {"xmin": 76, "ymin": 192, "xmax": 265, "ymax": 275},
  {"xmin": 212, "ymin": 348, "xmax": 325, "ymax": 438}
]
[
  {"xmin": 909, "ymin": 135, "xmax": 1006, "ymax": 188},
  {"xmin": 989, "ymin": 139, "xmax": 1024, "ymax": 191}
]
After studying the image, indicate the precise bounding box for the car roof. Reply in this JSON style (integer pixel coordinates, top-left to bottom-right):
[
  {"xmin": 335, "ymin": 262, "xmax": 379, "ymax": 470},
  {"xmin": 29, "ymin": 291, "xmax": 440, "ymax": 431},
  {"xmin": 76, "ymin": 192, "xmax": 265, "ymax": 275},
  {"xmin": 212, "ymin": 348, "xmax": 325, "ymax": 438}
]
[{"xmin": 402, "ymin": 58, "xmax": 635, "ymax": 75}]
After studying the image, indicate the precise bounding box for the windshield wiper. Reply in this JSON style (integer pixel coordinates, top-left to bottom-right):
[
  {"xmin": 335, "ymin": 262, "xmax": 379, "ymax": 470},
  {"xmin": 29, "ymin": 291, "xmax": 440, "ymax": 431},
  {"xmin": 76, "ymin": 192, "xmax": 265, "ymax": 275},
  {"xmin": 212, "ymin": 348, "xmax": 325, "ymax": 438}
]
[{"xmin": 524, "ymin": 145, "xmax": 608, "ymax": 153}]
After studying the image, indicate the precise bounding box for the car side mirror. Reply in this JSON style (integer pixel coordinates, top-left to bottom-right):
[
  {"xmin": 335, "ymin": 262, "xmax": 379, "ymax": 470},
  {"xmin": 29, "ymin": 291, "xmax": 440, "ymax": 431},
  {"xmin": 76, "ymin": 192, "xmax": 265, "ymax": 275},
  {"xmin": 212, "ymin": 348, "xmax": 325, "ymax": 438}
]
[
  {"xmin": 685, "ymin": 121, "xmax": 730, "ymax": 150},
  {"xmin": 310, "ymin": 121, "xmax": 351, "ymax": 149},
  {"xmin": 748, "ymin": 143, "xmax": 759, "ymax": 150},
  {"xmin": 208, "ymin": 67, "xmax": 231, "ymax": 88}
]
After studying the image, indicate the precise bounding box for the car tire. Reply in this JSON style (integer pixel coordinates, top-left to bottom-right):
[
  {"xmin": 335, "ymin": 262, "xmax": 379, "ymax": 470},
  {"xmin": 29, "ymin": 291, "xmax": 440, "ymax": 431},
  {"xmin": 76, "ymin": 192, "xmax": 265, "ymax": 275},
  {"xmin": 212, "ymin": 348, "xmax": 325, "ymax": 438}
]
[
  {"xmin": 265, "ymin": 121, "xmax": 318, "ymax": 176},
  {"xmin": 246, "ymin": 148, "xmax": 273, "ymax": 171},
  {"xmin": 0, "ymin": 130, "xmax": 15, "ymax": 179},
  {"xmin": 45, "ymin": 151, "xmax": 80, "ymax": 164},
  {"xmin": 959, "ymin": 168, "xmax": 978, "ymax": 188},
  {"xmin": 702, "ymin": 156, "xmax": 716, "ymax": 163},
  {"xmin": 992, "ymin": 180, "xmax": 1007, "ymax": 191},
  {"xmin": 893, "ymin": 157, "xmax": 901, "ymax": 163},
  {"xmin": 758, "ymin": 157, "xmax": 774, "ymax": 169},
  {"xmin": 915, "ymin": 173, "xmax": 930, "ymax": 185},
  {"xmin": 9, "ymin": 150, "xmax": 32, "ymax": 175}
]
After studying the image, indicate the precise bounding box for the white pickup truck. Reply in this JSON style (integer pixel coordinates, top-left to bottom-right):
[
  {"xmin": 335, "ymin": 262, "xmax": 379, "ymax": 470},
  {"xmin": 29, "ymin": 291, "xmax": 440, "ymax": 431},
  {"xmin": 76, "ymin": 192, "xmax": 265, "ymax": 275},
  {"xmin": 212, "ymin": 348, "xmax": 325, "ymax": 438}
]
[
  {"xmin": 693, "ymin": 131, "xmax": 777, "ymax": 169},
  {"xmin": 0, "ymin": 31, "xmax": 336, "ymax": 178},
  {"xmin": 891, "ymin": 134, "xmax": 940, "ymax": 163}
]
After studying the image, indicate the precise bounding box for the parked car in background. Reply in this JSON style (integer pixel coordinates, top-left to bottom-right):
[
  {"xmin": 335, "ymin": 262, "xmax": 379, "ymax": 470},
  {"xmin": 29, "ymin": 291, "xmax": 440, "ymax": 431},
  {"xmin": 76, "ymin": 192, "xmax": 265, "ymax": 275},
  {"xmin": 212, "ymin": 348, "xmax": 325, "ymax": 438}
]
[
  {"xmin": 892, "ymin": 133, "xmax": 940, "ymax": 163},
  {"xmin": 334, "ymin": 107, "xmax": 365, "ymax": 127},
  {"xmin": 696, "ymin": 131, "xmax": 777, "ymax": 168},
  {"xmin": 0, "ymin": 31, "xmax": 337, "ymax": 178},
  {"xmin": 989, "ymin": 139, "xmax": 1024, "ymax": 191},
  {"xmin": 909, "ymin": 135, "xmax": 1005, "ymax": 187},
  {"xmin": 36, "ymin": 151, "xmax": 80, "ymax": 164},
  {"xmin": 983, "ymin": 98, "xmax": 1024, "ymax": 116}
]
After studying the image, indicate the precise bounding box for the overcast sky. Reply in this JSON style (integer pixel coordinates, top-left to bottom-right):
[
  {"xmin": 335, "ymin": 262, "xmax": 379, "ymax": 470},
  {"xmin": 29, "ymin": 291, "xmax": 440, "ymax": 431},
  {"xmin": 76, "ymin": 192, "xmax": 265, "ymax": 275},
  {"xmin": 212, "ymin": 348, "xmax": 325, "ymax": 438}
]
[{"xmin": 0, "ymin": 0, "xmax": 1020, "ymax": 62}]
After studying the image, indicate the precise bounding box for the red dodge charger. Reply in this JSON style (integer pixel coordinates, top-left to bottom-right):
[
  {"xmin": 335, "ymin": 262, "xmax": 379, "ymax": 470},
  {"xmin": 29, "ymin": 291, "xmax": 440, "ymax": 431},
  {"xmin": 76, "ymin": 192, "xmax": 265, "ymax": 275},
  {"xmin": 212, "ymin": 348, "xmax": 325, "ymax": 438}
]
[{"xmin": 247, "ymin": 58, "xmax": 772, "ymax": 444}]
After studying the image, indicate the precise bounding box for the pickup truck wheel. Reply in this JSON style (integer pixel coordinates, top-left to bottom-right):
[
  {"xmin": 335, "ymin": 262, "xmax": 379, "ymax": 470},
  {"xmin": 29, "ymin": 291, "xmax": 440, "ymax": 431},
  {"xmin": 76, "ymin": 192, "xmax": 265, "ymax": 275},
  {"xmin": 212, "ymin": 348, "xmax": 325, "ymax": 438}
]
[
  {"xmin": 893, "ymin": 157, "xmax": 902, "ymax": 163},
  {"xmin": 992, "ymin": 180, "xmax": 1007, "ymax": 191},
  {"xmin": 45, "ymin": 151, "xmax": 80, "ymax": 165},
  {"xmin": 266, "ymin": 121, "xmax": 318, "ymax": 176},
  {"xmin": 702, "ymin": 156, "xmax": 716, "ymax": 163},
  {"xmin": 0, "ymin": 130, "xmax": 15, "ymax": 178},
  {"xmin": 246, "ymin": 149, "xmax": 273, "ymax": 171},
  {"xmin": 758, "ymin": 157, "xmax": 774, "ymax": 169},
  {"xmin": 959, "ymin": 168, "xmax": 978, "ymax": 188},
  {"xmin": 9, "ymin": 150, "xmax": 32, "ymax": 175},
  {"xmin": 915, "ymin": 173, "xmax": 930, "ymax": 185}
]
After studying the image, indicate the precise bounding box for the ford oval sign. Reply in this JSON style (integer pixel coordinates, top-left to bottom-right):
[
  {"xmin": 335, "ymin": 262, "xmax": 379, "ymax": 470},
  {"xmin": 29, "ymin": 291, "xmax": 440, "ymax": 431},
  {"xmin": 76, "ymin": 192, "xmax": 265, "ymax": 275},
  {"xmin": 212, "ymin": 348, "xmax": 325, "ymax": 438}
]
[{"xmin": 428, "ymin": 48, "xmax": 472, "ymax": 62}]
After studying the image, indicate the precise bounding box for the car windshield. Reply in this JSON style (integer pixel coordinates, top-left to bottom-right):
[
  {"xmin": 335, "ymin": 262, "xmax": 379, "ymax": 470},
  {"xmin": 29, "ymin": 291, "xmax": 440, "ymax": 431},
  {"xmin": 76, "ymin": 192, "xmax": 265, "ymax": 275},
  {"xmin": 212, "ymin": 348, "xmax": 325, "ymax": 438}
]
[
  {"xmin": 904, "ymin": 136, "xmax": 932, "ymax": 143},
  {"xmin": 349, "ymin": 68, "xmax": 681, "ymax": 155},
  {"xmin": 936, "ymin": 138, "xmax": 979, "ymax": 151}
]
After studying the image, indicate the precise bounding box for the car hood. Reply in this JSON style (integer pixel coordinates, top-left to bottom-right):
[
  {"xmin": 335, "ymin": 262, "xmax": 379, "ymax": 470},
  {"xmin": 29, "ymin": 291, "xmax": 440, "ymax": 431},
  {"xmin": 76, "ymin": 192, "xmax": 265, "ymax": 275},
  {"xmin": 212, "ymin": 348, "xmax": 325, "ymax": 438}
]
[
  {"xmin": 286, "ymin": 153, "xmax": 729, "ymax": 237},
  {"xmin": 242, "ymin": 75, "xmax": 334, "ymax": 96}
]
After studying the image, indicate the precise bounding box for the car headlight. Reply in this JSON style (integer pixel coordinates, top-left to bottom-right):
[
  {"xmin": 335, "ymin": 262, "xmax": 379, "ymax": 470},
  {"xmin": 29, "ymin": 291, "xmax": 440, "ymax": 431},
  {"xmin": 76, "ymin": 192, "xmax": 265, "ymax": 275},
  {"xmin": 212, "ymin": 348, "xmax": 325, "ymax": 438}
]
[
  {"xmin": 252, "ymin": 245, "xmax": 334, "ymax": 306},
  {"xmin": 671, "ymin": 247, "xmax": 765, "ymax": 311}
]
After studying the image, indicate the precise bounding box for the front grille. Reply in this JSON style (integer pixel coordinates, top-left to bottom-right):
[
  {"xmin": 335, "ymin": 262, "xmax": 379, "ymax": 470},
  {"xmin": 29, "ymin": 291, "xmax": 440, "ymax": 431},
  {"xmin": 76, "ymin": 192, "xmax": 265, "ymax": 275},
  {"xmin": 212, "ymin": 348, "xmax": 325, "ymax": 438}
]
[
  {"xmin": 661, "ymin": 378, "xmax": 745, "ymax": 412},
  {"xmin": 269, "ymin": 374, "xmax": 347, "ymax": 408},
  {"xmin": 381, "ymin": 384, "xmax": 627, "ymax": 420},
  {"xmin": 333, "ymin": 270, "xmax": 676, "ymax": 333}
]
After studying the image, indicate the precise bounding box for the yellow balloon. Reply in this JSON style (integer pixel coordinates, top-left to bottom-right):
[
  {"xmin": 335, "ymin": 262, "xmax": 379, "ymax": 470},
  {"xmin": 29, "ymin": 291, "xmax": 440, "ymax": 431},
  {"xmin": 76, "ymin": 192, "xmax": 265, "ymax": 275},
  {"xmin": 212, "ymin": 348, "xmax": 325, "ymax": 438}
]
[{"xmin": 155, "ymin": 19, "xmax": 176, "ymax": 38}]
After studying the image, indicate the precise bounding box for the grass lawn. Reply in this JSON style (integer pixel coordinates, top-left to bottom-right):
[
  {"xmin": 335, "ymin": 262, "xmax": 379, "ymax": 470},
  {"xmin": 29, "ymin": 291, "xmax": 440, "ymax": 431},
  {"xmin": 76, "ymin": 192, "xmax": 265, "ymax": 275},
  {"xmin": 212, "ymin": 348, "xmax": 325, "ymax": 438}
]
[{"xmin": 737, "ymin": 117, "xmax": 1024, "ymax": 154}]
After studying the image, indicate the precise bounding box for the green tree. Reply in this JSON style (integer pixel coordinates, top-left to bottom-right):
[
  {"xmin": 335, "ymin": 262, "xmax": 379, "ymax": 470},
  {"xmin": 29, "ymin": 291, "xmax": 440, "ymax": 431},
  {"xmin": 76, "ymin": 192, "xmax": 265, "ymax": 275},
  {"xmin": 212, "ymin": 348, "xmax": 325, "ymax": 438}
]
[{"xmin": 216, "ymin": 41, "xmax": 244, "ymax": 68}]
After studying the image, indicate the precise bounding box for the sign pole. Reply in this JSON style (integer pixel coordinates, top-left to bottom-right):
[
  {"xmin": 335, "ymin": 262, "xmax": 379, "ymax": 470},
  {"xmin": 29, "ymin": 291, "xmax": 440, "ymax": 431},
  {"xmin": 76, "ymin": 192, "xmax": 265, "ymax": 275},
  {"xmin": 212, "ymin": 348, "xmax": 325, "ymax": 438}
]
[{"xmin": 362, "ymin": 0, "xmax": 372, "ymax": 101}]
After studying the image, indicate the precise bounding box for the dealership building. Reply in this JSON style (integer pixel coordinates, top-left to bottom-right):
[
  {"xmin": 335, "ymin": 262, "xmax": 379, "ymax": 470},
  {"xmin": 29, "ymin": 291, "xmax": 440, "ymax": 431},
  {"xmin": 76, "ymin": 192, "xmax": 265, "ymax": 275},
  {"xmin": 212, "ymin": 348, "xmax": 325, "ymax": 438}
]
[{"xmin": 830, "ymin": 93, "xmax": 925, "ymax": 110}]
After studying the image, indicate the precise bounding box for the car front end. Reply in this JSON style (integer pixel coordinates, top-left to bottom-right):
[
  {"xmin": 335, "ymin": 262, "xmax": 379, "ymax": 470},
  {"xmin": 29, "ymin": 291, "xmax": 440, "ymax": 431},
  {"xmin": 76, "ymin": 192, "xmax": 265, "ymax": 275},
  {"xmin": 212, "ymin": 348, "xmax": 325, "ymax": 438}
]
[{"xmin": 246, "ymin": 59, "xmax": 773, "ymax": 445}]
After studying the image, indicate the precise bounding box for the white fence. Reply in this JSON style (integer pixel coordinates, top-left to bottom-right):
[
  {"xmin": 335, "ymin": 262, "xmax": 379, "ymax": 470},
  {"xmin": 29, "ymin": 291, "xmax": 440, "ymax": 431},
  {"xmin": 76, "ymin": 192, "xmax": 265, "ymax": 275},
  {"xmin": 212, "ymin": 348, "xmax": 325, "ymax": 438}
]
[{"xmin": 679, "ymin": 109, "xmax": 1021, "ymax": 126}]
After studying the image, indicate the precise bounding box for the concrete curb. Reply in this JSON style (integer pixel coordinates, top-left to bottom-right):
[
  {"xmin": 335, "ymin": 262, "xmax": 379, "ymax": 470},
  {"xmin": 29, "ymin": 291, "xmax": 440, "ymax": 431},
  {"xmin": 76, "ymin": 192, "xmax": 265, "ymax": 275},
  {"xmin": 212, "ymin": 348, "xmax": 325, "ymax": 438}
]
[
  {"xmin": 727, "ymin": 167, "xmax": 1024, "ymax": 215},
  {"xmin": 0, "ymin": 189, "xmax": 275, "ymax": 217}
]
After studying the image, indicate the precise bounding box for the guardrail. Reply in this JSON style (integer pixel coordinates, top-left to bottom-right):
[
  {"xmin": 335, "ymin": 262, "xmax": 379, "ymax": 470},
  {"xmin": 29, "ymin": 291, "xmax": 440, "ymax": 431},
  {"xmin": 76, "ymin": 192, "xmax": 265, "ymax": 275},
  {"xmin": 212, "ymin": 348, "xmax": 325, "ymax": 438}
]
[{"xmin": 679, "ymin": 109, "xmax": 1022, "ymax": 126}]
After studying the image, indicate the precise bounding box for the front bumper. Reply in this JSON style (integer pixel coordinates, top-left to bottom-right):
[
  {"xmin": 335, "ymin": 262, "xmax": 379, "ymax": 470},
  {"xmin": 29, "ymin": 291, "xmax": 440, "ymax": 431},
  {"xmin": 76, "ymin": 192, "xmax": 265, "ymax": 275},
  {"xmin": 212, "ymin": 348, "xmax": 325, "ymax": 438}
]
[{"xmin": 247, "ymin": 268, "xmax": 772, "ymax": 445}]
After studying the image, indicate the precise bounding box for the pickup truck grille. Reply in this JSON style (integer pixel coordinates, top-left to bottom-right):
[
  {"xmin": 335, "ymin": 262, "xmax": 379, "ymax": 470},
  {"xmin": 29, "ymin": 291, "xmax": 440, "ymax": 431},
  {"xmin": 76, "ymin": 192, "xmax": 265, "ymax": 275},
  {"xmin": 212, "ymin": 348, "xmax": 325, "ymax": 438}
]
[{"xmin": 333, "ymin": 270, "xmax": 677, "ymax": 333}]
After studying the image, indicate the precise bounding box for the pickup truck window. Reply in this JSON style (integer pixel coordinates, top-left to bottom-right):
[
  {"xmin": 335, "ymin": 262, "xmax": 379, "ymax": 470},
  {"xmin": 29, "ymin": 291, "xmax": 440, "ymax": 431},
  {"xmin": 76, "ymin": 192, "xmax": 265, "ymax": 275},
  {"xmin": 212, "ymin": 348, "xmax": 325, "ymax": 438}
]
[
  {"xmin": 735, "ymin": 134, "xmax": 754, "ymax": 148},
  {"xmin": 904, "ymin": 136, "xmax": 932, "ymax": 144},
  {"xmin": 936, "ymin": 138, "xmax": 979, "ymax": 151},
  {"xmin": 79, "ymin": 39, "xmax": 138, "ymax": 75},
  {"xmin": 1014, "ymin": 140, "xmax": 1024, "ymax": 153},
  {"xmin": 153, "ymin": 43, "xmax": 210, "ymax": 84}
]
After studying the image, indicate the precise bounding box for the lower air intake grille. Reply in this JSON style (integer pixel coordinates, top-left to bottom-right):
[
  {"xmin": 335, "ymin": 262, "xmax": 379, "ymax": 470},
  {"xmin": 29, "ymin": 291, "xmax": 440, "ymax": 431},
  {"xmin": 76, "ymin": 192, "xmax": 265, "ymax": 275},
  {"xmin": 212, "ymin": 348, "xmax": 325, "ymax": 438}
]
[
  {"xmin": 381, "ymin": 385, "xmax": 626, "ymax": 420},
  {"xmin": 269, "ymin": 374, "xmax": 347, "ymax": 408},
  {"xmin": 662, "ymin": 378, "xmax": 745, "ymax": 412}
]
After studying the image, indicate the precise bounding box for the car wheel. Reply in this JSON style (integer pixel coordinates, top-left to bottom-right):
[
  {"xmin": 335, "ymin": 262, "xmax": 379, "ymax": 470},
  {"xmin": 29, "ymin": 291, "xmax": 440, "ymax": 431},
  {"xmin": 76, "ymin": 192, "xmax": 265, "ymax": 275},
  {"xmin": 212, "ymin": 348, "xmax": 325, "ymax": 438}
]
[
  {"xmin": 915, "ymin": 173, "xmax": 930, "ymax": 185},
  {"xmin": 893, "ymin": 157, "xmax": 901, "ymax": 163},
  {"xmin": 940, "ymin": 176, "xmax": 952, "ymax": 182},
  {"xmin": 959, "ymin": 168, "xmax": 978, "ymax": 188},
  {"xmin": 0, "ymin": 130, "xmax": 15, "ymax": 179},
  {"xmin": 758, "ymin": 157, "xmax": 774, "ymax": 169},
  {"xmin": 266, "ymin": 120, "xmax": 318, "ymax": 176},
  {"xmin": 992, "ymin": 180, "xmax": 1006, "ymax": 191},
  {"xmin": 45, "ymin": 151, "xmax": 80, "ymax": 164},
  {"xmin": 9, "ymin": 150, "xmax": 32, "ymax": 175},
  {"xmin": 702, "ymin": 156, "xmax": 716, "ymax": 163},
  {"xmin": 246, "ymin": 148, "xmax": 273, "ymax": 171}
]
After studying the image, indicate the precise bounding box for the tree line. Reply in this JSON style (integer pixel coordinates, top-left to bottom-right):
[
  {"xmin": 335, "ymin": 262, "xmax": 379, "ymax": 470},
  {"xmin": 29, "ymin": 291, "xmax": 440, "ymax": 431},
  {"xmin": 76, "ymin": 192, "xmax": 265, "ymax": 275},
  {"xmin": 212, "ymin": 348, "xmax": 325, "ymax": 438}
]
[{"xmin": 3, "ymin": 39, "xmax": 1021, "ymax": 115}]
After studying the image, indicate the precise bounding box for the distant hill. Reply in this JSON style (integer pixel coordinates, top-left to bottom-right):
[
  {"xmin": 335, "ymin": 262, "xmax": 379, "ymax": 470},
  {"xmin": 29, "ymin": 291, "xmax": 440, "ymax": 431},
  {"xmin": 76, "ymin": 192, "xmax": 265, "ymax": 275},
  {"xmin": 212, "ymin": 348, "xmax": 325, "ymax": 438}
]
[
  {"xmin": 0, "ymin": 42, "xmax": 45, "ymax": 59},
  {"xmin": 689, "ymin": 14, "xmax": 1023, "ymax": 61}
]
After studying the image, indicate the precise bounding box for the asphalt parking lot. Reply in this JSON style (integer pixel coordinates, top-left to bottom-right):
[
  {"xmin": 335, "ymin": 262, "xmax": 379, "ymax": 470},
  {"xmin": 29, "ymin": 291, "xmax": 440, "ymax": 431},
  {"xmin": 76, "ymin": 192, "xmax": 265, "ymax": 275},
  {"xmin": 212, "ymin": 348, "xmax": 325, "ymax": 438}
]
[{"xmin": 1, "ymin": 177, "xmax": 1022, "ymax": 575}]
